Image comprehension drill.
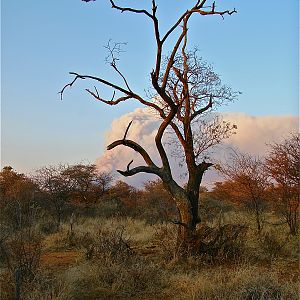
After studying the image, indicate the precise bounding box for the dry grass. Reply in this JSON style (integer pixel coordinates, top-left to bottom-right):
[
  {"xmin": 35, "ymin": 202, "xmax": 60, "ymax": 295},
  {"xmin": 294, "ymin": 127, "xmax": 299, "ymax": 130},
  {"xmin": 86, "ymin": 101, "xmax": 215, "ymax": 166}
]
[
  {"xmin": 42, "ymin": 216, "xmax": 157, "ymax": 251},
  {"xmin": 167, "ymin": 263, "xmax": 299, "ymax": 300},
  {"xmin": 1, "ymin": 212, "xmax": 299, "ymax": 300},
  {"xmin": 62, "ymin": 257, "xmax": 166, "ymax": 300}
]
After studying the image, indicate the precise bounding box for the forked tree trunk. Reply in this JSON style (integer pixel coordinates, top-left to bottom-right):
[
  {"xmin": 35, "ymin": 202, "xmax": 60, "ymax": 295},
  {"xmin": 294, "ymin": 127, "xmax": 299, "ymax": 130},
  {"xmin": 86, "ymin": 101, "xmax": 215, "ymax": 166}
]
[{"xmin": 162, "ymin": 168, "xmax": 208, "ymax": 255}]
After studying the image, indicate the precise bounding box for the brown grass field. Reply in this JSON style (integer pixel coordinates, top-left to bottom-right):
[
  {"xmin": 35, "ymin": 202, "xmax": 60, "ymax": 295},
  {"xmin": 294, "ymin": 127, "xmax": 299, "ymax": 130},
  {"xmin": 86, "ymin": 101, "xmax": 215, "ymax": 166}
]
[{"xmin": 1, "ymin": 210, "xmax": 299, "ymax": 300}]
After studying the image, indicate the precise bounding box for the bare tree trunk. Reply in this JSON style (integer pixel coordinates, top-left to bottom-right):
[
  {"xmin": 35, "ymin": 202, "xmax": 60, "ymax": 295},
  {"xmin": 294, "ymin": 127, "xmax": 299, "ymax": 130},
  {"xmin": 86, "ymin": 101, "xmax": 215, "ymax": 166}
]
[
  {"xmin": 161, "ymin": 167, "xmax": 208, "ymax": 255},
  {"xmin": 171, "ymin": 192, "xmax": 200, "ymax": 255}
]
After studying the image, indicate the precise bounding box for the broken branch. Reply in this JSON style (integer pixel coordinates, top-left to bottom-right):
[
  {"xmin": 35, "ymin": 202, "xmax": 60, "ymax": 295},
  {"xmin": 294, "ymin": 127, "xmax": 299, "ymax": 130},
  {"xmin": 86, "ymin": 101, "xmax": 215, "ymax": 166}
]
[{"xmin": 123, "ymin": 121, "xmax": 133, "ymax": 140}]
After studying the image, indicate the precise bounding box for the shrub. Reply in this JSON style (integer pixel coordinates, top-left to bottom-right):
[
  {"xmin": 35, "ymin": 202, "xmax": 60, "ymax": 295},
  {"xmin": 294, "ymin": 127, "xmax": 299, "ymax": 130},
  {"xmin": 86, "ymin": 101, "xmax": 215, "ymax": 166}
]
[
  {"xmin": 80, "ymin": 226, "xmax": 132, "ymax": 262},
  {"xmin": 1, "ymin": 228, "xmax": 42, "ymax": 300},
  {"xmin": 193, "ymin": 224, "xmax": 247, "ymax": 262},
  {"xmin": 38, "ymin": 218, "xmax": 59, "ymax": 235},
  {"xmin": 258, "ymin": 230, "xmax": 286, "ymax": 261},
  {"xmin": 0, "ymin": 270, "xmax": 70, "ymax": 300}
]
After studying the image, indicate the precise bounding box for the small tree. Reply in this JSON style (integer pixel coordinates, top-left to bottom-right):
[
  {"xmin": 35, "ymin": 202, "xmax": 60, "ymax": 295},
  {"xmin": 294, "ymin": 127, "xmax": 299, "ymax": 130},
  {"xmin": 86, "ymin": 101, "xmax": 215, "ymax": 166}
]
[
  {"xmin": 62, "ymin": 163, "xmax": 112, "ymax": 206},
  {"xmin": 36, "ymin": 164, "xmax": 113, "ymax": 223},
  {"xmin": 108, "ymin": 180, "xmax": 140, "ymax": 216},
  {"xmin": 218, "ymin": 151, "xmax": 270, "ymax": 233},
  {"xmin": 61, "ymin": 0, "xmax": 238, "ymax": 253},
  {"xmin": 0, "ymin": 166, "xmax": 39, "ymax": 231},
  {"xmin": 265, "ymin": 134, "xmax": 300, "ymax": 235},
  {"xmin": 35, "ymin": 165, "xmax": 72, "ymax": 227}
]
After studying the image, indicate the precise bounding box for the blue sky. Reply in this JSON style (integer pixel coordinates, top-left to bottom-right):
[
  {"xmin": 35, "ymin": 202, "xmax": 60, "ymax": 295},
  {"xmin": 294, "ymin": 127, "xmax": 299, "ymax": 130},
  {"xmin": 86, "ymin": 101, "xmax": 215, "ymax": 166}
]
[{"xmin": 1, "ymin": 0, "xmax": 299, "ymax": 173}]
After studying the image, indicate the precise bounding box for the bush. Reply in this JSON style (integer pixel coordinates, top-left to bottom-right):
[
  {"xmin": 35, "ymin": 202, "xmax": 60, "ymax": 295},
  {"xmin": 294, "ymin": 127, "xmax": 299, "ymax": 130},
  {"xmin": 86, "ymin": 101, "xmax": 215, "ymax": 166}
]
[
  {"xmin": 258, "ymin": 230, "xmax": 286, "ymax": 261},
  {"xmin": 80, "ymin": 226, "xmax": 132, "ymax": 262},
  {"xmin": 0, "ymin": 270, "xmax": 70, "ymax": 300},
  {"xmin": 1, "ymin": 228, "xmax": 42, "ymax": 300},
  {"xmin": 38, "ymin": 218, "xmax": 59, "ymax": 235},
  {"xmin": 3, "ymin": 230, "xmax": 42, "ymax": 275},
  {"xmin": 59, "ymin": 223, "xmax": 165, "ymax": 299},
  {"xmin": 193, "ymin": 224, "xmax": 247, "ymax": 262}
]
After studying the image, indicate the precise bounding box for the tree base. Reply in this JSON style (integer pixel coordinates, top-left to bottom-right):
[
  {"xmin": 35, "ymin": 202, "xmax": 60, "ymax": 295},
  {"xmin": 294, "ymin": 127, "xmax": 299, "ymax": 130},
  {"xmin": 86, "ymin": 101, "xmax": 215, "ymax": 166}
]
[{"xmin": 176, "ymin": 224, "xmax": 247, "ymax": 259}]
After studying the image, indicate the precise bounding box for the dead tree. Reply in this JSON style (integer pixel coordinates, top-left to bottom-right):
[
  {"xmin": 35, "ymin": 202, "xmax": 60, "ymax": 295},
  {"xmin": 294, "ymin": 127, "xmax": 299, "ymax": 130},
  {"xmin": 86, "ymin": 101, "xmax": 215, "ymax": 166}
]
[{"xmin": 61, "ymin": 0, "xmax": 238, "ymax": 253}]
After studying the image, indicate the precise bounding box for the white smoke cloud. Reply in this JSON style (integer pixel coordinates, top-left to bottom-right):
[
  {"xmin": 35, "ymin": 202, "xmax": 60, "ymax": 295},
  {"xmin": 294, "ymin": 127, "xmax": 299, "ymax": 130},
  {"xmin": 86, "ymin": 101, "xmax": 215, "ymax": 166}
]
[
  {"xmin": 222, "ymin": 113, "xmax": 298, "ymax": 154},
  {"xmin": 96, "ymin": 108, "xmax": 299, "ymax": 187}
]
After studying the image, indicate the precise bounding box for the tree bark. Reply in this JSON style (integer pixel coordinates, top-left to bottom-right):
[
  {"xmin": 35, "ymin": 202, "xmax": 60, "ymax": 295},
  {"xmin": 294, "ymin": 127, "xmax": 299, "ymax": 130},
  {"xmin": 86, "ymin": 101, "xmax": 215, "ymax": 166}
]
[
  {"xmin": 166, "ymin": 185, "xmax": 201, "ymax": 254},
  {"xmin": 174, "ymin": 196, "xmax": 194, "ymax": 253}
]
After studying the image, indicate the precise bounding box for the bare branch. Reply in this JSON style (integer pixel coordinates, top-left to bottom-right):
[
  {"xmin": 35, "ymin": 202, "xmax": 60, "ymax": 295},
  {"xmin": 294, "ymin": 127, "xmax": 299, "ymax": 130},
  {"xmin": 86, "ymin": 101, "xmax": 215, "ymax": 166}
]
[
  {"xmin": 94, "ymin": 86, "xmax": 100, "ymax": 98},
  {"xmin": 109, "ymin": 1, "xmax": 163, "ymax": 78},
  {"xmin": 160, "ymin": 0, "xmax": 207, "ymax": 44},
  {"xmin": 161, "ymin": 11, "xmax": 188, "ymax": 44},
  {"xmin": 150, "ymin": 0, "xmax": 162, "ymax": 78},
  {"xmin": 107, "ymin": 139, "xmax": 156, "ymax": 167},
  {"xmin": 123, "ymin": 121, "xmax": 133, "ymax": 140},
  {"xmin": 117, "ymin": 165, "xmax": 161, "ymax": 177},
  {"xmin": 171, "ymin": 123, "xmax": 185, "ymax": 146},
  {"xmin": 155, "ymin": 108, "xmax": 177, "ymax": 174},
  {"xmin": 59, "ymin": 73, "xmax": 85, "ymax": 100},
  {"xmin": 151, "ymin": 71, "xmax": 177, "ymax": 110},
  {"xmin": 110, "ymin": 90, "xmax": 116, "ymax": 101},
  {"xmin": 161, "ymin": 16, "xmax": 189, "ymax": 90},
  {"xmin": 191, "ymin": 95, "xmax": 213, "ymax": 120},
  {"xmin": 111, "ymin": 64, "xmax": 132, "ymax": 92},
  {"xmin": 193, "ymin": 116, "xmax": 237, "ymax": 160},
  {"xmin": 110, "ymin": 0, "xmax": 153, "ymax": 19},
  {"xmin": 106, "ymin": 121, "xmax": 162, "ymax": 177},
  {"xmin": 104, "ymin": 40, "xmax": 132, "ymax": 92},
  {"xmin": 60, "ymin": 72, "xmax": 133, "ymax": 98},
  {"xmin": 198, "ymin": 161, "xmax": 213, "ymax": 173},
  {"xmin": 104, "ymin": 40, "xmax": 127, "ymax": 66},
  {"xmin": 126, "ymin": 160, "xmax": 134, "ymax": 172},
  {"xmin": 192, "ymin": 3, "xmax": 237, "ymax": 19},
  {"xmin": 61, "ymin": 72, "xmax": 166, "ymax": 115},
  {"xmin": 86, "ymin": 88, "xmax": 132, "ymax": 105}
]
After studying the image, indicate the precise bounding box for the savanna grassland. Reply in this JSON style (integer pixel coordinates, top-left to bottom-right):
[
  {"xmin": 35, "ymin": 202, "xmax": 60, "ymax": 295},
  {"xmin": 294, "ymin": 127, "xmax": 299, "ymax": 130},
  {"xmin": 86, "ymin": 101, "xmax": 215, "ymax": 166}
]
[{"xmin": 0, "ymin": 165, "xmax": 299, "ymax": 299}]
